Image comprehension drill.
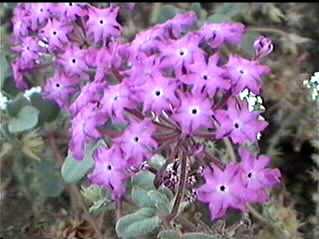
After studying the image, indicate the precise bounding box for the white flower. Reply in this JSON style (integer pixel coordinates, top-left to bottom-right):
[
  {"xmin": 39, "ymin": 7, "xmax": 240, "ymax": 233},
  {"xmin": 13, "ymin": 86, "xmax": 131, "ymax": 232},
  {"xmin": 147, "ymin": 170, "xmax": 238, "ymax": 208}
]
[
  {"xmin": 24, "ymin": 86, "xmax": 42, "ymax": 101},
  {"xmin": 0, "ymin": 91, "xmax": 9, "ymax": 110},
  {"xmin": 239, "ymin": 89, "xmax": 265, "ymax": 112},
  {"xmin": 305, "ymin": 72, "xmax": 319, "ymax": 101}
]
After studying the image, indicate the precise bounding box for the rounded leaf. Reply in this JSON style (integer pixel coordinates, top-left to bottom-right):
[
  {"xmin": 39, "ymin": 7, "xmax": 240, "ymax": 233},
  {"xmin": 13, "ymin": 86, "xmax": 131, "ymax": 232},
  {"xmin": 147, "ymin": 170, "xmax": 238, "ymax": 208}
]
[
  {"xmin": 116, "ymin": 208, "xmax": 161, "ymax": 239},
  {"xmin": 8, "ymin": 105, "xmax": 39, "ymax": 133}
]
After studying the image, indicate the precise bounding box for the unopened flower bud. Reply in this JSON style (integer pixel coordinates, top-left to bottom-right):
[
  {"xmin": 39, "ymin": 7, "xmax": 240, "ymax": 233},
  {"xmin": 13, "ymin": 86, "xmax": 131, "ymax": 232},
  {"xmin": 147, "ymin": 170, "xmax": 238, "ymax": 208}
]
[{"xmin": 254, "ymin": 35, "xmax": 273, "ymax": 60}]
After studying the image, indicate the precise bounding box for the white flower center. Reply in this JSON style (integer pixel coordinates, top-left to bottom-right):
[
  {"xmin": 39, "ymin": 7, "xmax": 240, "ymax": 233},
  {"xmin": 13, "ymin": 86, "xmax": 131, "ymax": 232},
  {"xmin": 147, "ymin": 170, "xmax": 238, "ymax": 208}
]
[
  {"xmin": 177, "ymin": 48, "xmax": 188, "ymax": 58},
  {"xmin": 217, "ymin": 184, "xmax": 228, "ymax": 193},
  {"xmin": 189, "ymin": 106, "xmax": 200, "ymax": 116}
]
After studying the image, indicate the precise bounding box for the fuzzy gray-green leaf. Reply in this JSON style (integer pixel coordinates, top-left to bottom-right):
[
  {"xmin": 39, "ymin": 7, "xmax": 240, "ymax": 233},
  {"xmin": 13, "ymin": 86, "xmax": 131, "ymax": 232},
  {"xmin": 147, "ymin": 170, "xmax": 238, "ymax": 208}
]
[
  {"xmin": 116, "ymin": 207, "xmax": 158, "ymax": 238},
  {"xmin": 182, "ymin": 233, "xmax": 218, "ymax": 239},
  {"xmin": 8, "ymin": 105, "xmax": 39, "ymax": 133}
]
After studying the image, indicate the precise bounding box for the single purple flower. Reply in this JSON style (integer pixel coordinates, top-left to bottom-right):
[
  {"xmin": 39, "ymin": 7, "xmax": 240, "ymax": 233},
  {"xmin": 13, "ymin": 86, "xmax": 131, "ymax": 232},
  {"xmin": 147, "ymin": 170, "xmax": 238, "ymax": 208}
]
[
  {"xmin": 85, "ymin": 47, "xmax": 113, "ymax": 82},
  {"xmin": 137, "ymin": 71, "xmax": 179, "ymax": 114},
  {"xmin": 12, "ymin": 4, "xmax": 31, "ymax": 37},
  {"xmin": 86, "ymin": 5, "xmax": 122, "ymax": 45},
  {"xmin": 11, "ymin": 36, "xmax": 42, "ymax": 68},
  {"xmin": 173, "ymin": 92, "xmax": 213, "ymax": 135},
  {"xmin": 225, "ymin": 55, "xmax": 271, "ymax": 95},
  {"xmin": 199, "ymin": 22, "xmax": 245, "ymax": 49},
  {"xmin": 113, "ymin": 120, "xmax": 158, "ymax": 168},
  {"xmin": 182, "ymin": 54, "xmax": 230, "ymax": 96},
  {"xmin": 101, "ymin": 82, "xmax": 135, "ymax": 123},
  {"xmin": 25, "ymin": 3, "xmax": 53, "ymax": 31},
  {"xmin": 51, "ymin": 3, "xmax": 88, "ymax": 21},
  {"xmin": 197, "ymin": 164, "xmax": 247, "ymax": 220},
  {"xmin": 39, "ymin": 18, "xmax": 72, "ymax": 50},
  {"xmin": 43, "ymin": 72, "xmax": 79, "ymax": 109},
  {"xmin": 238, "ymin": 147, "xmax": 281, "ymax": 203},
  {"xmin": 57, "ymin": 44, "xmax": 89, "ymax": 78},
  {"xmin": 214, "ymin": 98, "xmax": 268, "ymax": 144},
  {"xmin": 69, "ymin": 102, "xmax": 107, "ymax": 160},
  {"xmin": 131, "ymin": 25, "xmax": 165, "ymax": 55},
  {"xmin": 124, "ymin": 54, "xmax": 161, "ymax": 86},
  {"xmin": 69, "ymin": 80, "xmax": 106, "ymax": 116},
  {"xmin": 88, "ymin": 146, "xmax": 128, "ymax": 199},
  {"xmin": 161, "ymin": 11, "xmax": 197, "ymax": 39},
  {"xmin": 254, "ymin": 35, "xmax": 273, "ymax": 60},
  {"xmin": 159, "ymin": 32, "xmax": 205, "ymax": 75}
]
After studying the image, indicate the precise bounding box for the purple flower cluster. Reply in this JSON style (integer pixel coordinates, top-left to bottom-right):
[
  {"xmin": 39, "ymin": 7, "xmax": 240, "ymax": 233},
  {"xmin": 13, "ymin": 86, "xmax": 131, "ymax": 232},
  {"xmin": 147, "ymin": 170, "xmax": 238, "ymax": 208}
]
[
  {"xmin": 197, "ymin": 148, "xmax": 281, "ymax": 220},
  {"xmin": 11, "ymin": 3, "xmax": 280, "ymax": 216}
]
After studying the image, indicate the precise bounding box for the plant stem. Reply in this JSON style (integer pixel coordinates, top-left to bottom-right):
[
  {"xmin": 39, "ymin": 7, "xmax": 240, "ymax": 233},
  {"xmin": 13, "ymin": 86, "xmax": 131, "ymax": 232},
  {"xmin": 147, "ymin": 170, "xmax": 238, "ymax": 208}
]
[
  {"xmin": 223, "ymin": 138, "xmax": 237, "ymax": 162},
  {"xmin": 115, "ymin": 200, "xmax": 122, "ymax": 221},
  {"xmin": 248, "ymin": 26, "xmax": 289, "ymax": 37},
  {"xmin": 166, "ymin": 154, "xmax": 188, "ymax": 223}
]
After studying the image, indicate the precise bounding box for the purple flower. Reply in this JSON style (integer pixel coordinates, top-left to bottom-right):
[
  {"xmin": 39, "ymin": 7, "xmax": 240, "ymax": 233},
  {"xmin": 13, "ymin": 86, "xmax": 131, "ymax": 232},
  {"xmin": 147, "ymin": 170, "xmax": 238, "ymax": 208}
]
[
  {"xmin": 12, "ymin": 4, "xmax": 31, "ymax": 37},
  {"xmin": 214, "ymin": 98, "xmax": 268, "ymax": 144},
  {"xmin": 159, "ymin": 32, "xmax": 205, "ymax": 74},
  {"xmin": 137, "ymin": 71, "xmax": 179, "ymax": 115},
  {"xmin": 39, "ymin": 18, "xmax": 72, "ymax": 50},
  {"xmin": 58, "ymin": 44, "xmax": 89, "ymax": 78},
  {"xmin": 11, "ymin": 61, "xmax": 29, "ymax": 90},
  {"xmin": 125, "ymin": 54, "xmax": 161, "ymax": 86},
  {"xmin": 131, "ymin": 26, "xmax": 165, "ymax": 55},
  {"xmin": 51, "ymin": 3, "xmax": 87, "ymax": 21},
  {"xmin": 114, "ymin": 120, "xmax": 158, "ymax": 168},
  {"xmin": 254, "ymin": 36, "xmax": 273, "ymax": 60},
  {"xmin": 85, "ymin": 47, "xmax": 113, "ymax": 82},
  {"xmin": 182, "ymin": 54, "xmax": 230, "ymax": 96},
  {"xmin": 69, "ymin": 80, "xmax": 106, "ymax": 116},
  {"xmin": 11, "ymin": 36, "xmax": 42, "ymax": 68},
  {"xmin": 69, "ymin": 102, "xmax": 107, "ymax": 160},
  {"xmin": 173, "ymin": 92, "xmax": 213, "ymax": 135},
  {"xmin": 88, "ymin": 146, "xmax": 128, "ymax": 199},
  {"xmin": 161, "ymin": 11, "xmax": 197, "ymax": 39},
  {"xmin": 199, "ymin": 23, "xmax": 245, "ymax": 49},
  {"xmin": 43, "ymin": 72, "xmax": 79, "ymax": 109},
  {"xmin": 101, "ymin": 82, "xmax": 134, "ymax": 123},
  {"xmin": 225, "ymin": 55, "xmax": 271, "ymax": 95},
  {"xmin": 25, "ymin": 3, "xmax": 53, "ymax": 31},
  {"xmin": 86, "ymin": 5, "xmax": 122, "ymax": 45},
  {"xmin": 238, "ymin": 147, "xmax": 281, "ymax": 203},
  {"xmin": 197, "ymin": 164, "xmax": 247, "ymax": 220}
]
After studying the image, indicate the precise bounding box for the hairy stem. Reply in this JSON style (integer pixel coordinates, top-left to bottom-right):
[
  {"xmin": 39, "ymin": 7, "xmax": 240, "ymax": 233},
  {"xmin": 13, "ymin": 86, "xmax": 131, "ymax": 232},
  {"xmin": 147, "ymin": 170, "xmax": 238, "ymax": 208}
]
[{"xmin": 166, "ymin": 154, "xmax": 188, "ymax": 223}]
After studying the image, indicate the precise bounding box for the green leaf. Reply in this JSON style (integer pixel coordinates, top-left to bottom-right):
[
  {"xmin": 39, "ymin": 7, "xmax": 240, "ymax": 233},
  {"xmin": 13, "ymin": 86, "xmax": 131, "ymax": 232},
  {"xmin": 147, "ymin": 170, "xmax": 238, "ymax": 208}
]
[
  {"xmin": 116, "ymin": 208, "xmax": 161, "ymax": 239},
  {"xmin": 131, "ymin": 186, "xmax": 155, "ymax": 208},
  {"xmin": 158, "ymin": 229, "xmax": 181, "ymax": 239},
  {"xmin": 8, "ymin": 105, "xmax": 39, "ymax": 133},
  {"xmin": 89, "ymin": 198, "xmax": 115, "ymax": 214},
  {"xmin": 131, "ymin": 171, "xmax": 156, "ymax": 190},
  {"xmin": 182, "ymin": 233, "xmax": 217, "ymax": 239},
  {"xmin": 6, "ymin": 95, "xmax": 30, "ymax": 116},
  {"xmin": 207, "ymin": 3, "xmax": 247, "ymax": 23},
  {"xmin": 148, "ymin": 190, "xmax": 170, "ymax": 215},
  {"xmin": 35, "ymin": 159, "xmax": 65, "ymax": 197},
  {"xmin": 0, "ymin": 53, "xmax": 9, "ymax": 90},
  {"xmin": 149, "ymin": 154, "xmax": 166, "ymax": 170},
  {"xmin": 81, "ymin": 185, "xmax": 107, "ymax": 203},
  {"xmin": 158, "ymin": 187, "xmax": 174, "ymax": 201},
  {"xmin": 151, "ymin": 4, "xmax": 179, "ymax": 24},
  {"xmin": 30, "ymin": 93, "xmax": 60, "ymax": 123},
  {"xmin": 190, "ymin": 3, "xmax": 207, "ymax": 21},
  {"xmin": 61, "ymin": 144, "xmax": 97, "ymax": 184}
]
